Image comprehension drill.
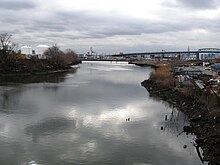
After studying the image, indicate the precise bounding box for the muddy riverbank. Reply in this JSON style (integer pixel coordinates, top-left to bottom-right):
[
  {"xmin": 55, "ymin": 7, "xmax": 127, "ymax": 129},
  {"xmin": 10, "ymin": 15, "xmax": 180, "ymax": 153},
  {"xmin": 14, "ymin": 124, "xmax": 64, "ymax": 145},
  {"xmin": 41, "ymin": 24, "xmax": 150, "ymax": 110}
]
[
  {"xmin": 0, "ymin": 59, "xmax": 81, "ymax": 78},
  {"xmin": 141, "ymin": 69, "xmax": 220, "ymax": 164}
]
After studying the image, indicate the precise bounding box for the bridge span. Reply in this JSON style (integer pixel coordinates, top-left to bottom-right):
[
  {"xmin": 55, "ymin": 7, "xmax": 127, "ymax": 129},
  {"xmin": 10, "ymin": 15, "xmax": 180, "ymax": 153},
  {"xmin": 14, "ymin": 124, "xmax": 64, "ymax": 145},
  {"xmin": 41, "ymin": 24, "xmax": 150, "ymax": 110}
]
[
  {"xmin": 108, "ymin": 49, "xmax": 220, "ymax": 60},
  {"xmin": 79, "ymin": 48, "xmax": 220, "ymax": 61}
]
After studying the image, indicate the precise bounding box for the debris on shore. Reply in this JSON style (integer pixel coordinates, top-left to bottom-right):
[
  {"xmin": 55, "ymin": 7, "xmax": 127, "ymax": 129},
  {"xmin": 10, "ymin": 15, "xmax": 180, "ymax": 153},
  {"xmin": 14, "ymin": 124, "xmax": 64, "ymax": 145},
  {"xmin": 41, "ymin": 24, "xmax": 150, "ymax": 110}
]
[{"xmin": 140, "ymin": 61, "xmax": 220, "ymax": 164}]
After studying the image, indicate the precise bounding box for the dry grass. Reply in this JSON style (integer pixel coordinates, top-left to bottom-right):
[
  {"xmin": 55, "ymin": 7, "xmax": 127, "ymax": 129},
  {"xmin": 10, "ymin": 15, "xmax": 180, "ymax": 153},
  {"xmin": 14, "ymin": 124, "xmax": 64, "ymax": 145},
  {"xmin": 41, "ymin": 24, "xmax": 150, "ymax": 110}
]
[
  {"xmin": 150, "ymin": 65, "xmax": 175, "ymax": 87},
  {"xmin": 150, "ymin": 65, "xmax": 171, "ymax": 79}
]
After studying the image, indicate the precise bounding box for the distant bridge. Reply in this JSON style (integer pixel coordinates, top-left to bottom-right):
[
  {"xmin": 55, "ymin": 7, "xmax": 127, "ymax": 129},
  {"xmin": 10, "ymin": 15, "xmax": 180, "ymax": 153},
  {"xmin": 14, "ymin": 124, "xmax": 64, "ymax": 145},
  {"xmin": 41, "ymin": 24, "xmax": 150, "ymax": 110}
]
[
  {"xmin": 110, "ymin": 50, "xmax": 217, "ymax": 56},
  {"xmin": 79, "ymin": 48, "xmax": 220, "ymax": 61}
]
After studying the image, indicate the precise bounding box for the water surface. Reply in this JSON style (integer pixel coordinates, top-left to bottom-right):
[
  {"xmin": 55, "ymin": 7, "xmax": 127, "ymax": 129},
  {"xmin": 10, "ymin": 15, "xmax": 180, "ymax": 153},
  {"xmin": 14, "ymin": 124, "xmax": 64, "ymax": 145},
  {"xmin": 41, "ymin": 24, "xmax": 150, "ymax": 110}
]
[{"xmin": 0, "ymin": 61, "xmax": 203, "ymax": 165}]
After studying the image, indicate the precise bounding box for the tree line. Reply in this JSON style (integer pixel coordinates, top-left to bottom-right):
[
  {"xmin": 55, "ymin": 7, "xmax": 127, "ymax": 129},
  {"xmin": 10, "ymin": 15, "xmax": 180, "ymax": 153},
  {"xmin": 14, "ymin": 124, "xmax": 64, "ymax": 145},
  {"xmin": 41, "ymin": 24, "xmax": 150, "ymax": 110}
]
[{"xmin": 0, "ymin": 33, "xmax": 78, "ymax": 73}]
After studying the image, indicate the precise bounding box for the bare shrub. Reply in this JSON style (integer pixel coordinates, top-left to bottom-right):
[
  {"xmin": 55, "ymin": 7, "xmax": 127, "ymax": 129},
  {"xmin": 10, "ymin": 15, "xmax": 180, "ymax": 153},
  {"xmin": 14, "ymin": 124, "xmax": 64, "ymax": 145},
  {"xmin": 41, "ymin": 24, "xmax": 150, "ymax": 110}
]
[
  {"xmin": 150, "ymin": 65, "xmax": 174, "ymax": 87},
  {"xmin": 44, "ymin": 46, "xmax": 78, "ymax": 68},
  {"xmin": 63, "ymin": 49, "xmax": 77, "ymax": 65},
  {"xmin": 43, "ymin": 45, "xmax": 66, "ymax": 67}
]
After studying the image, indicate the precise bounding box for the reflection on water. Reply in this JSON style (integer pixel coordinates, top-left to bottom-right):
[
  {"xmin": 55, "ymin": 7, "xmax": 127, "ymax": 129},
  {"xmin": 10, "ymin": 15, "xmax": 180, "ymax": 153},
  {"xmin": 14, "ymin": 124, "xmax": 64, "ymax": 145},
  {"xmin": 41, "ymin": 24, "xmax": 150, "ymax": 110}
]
[
  {"xmin": 25, "ymin": 117, "xmax": 76, "ymax": 143},
  {"xmin": 161, "ymin": 106, "xmax": 188, "ymax": 135},
  {"xmin": 0, "ymin": 86, "xmax": 23, "ymax": 113},
  {"xmin": 0, "ymin": 61, "xmax": 204, "ymax": 165}
]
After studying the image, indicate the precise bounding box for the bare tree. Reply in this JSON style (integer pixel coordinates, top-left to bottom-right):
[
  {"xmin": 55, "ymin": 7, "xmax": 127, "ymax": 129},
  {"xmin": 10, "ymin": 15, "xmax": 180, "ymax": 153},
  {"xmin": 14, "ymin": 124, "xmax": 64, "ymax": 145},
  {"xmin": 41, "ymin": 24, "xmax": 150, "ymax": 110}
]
[
  {"xmin": 43, "ymin": 45, "xmax": 66, "ymax": 67},
  {"xmin": 44, "ymin": 46, "xmax": 78, "ymax": 67},
  {"xmin": 0, "ymin": 33, "xmax": 17, "ymax": 59},
  {"xmin": 64, "ymin": 49, "xmax": 77, "ymax": 65},
  {"xmin": 0, "ymin": 33, "xmax": 12, "ymax": 50},
  {"xmin": 169, "ymin": 53, "xmax": 184, "ymax": 71},
  {"xmin": 43, "ymin": 45, "xmax": 63, "ymax": 57}
]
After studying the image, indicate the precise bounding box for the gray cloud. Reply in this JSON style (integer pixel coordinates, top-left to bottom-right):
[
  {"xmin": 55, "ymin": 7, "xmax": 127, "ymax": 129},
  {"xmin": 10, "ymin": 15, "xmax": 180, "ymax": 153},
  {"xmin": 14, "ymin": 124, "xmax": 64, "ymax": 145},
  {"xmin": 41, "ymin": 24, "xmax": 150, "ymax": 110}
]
[
  {"xmin": 56, "ymin": 10, "xmax": 192, "ymax": 39},
  {"xmin": 175, "ymin": 0, "xmax": 217, "ymax": 9},
  {"xmin": 0, "ymin": 0, "xmax": 37, "ymax": 10},
  {"xmin": 26, "ymin": 21, "xmax": 68, "ymax": 33},
  {"xmin": 0, "ymin": 0, "xmax": 220, "ymax": 53}
]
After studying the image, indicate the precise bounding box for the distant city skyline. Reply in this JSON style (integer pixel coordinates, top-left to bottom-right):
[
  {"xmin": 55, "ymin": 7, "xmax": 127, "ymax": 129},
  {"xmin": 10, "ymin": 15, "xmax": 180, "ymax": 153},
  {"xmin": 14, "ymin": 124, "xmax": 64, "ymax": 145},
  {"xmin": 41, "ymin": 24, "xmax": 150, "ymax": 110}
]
[{"xmin": 0, "ymin": 0, "xmax": 220, "ymax": 54}]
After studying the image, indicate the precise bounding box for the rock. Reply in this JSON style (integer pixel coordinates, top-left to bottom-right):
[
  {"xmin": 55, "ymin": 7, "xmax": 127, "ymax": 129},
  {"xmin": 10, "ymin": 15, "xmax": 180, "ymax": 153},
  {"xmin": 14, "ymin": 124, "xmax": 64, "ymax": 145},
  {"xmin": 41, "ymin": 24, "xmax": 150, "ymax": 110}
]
[
  {"xmin": 165, "ymin": 115, "xmax": 168, "ymax": 121},
  {"xmin": 189, "ymin": 115, "xmax": 202, "ymax": 122},
  {"xmin": 195, "ymin": 138, "xmax": 204, "ymax": 144},
  {"xmin": 183, "ymin": 125, "xmax": 193, "ymax": 133}
]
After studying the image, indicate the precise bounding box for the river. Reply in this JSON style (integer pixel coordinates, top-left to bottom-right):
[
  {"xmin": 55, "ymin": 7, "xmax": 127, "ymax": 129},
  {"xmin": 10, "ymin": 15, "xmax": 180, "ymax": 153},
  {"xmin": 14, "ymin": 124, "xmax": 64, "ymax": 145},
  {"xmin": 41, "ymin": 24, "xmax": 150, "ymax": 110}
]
[{"xmin": 0, "ymin": 61, "xmax": 204, "ymax": 165}]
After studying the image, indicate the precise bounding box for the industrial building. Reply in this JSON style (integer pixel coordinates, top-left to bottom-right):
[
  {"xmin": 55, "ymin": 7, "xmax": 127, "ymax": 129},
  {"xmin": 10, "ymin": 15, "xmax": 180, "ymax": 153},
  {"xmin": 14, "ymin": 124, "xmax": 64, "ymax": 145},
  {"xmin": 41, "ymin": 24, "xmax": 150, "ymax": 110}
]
[
  {"xmin": 198, "ymin": 48, "xmax": 220, "ymax": 60},
  {"xmin": 20, "ymin": 45, "xmax": 49, "ymax": 59}
]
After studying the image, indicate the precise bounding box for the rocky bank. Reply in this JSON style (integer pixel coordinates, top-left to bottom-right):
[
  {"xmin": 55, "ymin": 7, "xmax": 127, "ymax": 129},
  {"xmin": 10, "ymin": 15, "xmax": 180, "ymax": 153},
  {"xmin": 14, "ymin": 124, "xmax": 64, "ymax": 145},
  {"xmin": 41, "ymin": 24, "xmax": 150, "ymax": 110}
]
[{"xmin": 141, "ymin": 78, "xmax": 220, "ymax": 165}]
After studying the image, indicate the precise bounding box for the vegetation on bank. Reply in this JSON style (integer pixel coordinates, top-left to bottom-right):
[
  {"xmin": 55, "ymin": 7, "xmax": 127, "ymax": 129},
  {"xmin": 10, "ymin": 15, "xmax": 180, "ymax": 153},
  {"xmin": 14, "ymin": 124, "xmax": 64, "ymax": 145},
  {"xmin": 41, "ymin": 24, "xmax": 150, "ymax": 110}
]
[
  {"xmin": 0, "ymin": 33, "xmax": 79, "ymax": 75},
  {"xmin": 142, "ymin": 63, "xmax": 220, "ymax": 165},
  {"xmin": 149, "ymin": 65, "xmax": 174, "ymax": 87}
]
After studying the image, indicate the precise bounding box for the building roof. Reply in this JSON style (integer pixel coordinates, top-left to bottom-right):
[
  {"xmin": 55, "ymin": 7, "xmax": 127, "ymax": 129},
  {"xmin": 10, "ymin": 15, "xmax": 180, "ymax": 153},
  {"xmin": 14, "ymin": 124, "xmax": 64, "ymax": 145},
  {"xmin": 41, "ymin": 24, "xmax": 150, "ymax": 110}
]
[
  {"xmin": 36, "ymin": 45, "xmax": 49, "ymax": 48},
  {"xmin": 21, "ymin": 45, "xmax": 32, "ymax": 49}
]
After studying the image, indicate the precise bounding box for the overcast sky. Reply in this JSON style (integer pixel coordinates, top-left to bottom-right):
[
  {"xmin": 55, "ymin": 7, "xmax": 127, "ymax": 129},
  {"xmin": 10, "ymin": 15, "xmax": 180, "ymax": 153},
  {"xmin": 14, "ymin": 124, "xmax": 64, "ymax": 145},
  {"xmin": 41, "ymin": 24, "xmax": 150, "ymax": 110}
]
[{"xmin": 0, "ymin": 0, "xmax": 220, "ymax": 54}]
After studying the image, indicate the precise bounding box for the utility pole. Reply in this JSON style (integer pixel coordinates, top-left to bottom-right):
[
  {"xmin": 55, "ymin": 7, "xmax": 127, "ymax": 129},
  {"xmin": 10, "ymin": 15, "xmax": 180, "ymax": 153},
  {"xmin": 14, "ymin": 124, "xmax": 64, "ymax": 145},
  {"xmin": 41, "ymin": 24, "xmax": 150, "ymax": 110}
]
[{"xmin": 188, "ymin": 45, "xmax": 190, "ymax": 59}]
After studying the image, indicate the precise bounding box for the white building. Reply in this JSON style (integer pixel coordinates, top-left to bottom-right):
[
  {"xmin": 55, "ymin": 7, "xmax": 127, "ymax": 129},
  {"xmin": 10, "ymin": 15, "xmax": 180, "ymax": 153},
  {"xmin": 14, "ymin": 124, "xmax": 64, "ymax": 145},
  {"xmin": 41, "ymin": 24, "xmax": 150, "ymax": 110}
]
[
  {"xmin": 35, "ymin": 45, "xmax": 49, "ymax": 59},
  {"xmin": 20, "ymin": 44, "xmax": 49, "ymax": 59},
  {"xmin": 198, "ymin": 48, "xmax": 220, "ymax": 60},
  {"xmin": 21, "ymin": 45, "xmax": 32, "ymax": 55}
]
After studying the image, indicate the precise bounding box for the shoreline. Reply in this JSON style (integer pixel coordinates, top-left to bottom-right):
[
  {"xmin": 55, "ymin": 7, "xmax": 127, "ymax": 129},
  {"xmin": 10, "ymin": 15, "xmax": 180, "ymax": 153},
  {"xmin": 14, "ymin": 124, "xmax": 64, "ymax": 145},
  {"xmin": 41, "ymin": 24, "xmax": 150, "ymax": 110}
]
[
  {"xmin": 0, "ymin": 67, "xmax": 79, "ymax": 77},
  {"xmin": 0, "ymin": 58, "xmax": 81, "ymax": 77},
  {"xmin": 140, "ymin": 65, "xmax": 220, "ymax": 164}
]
